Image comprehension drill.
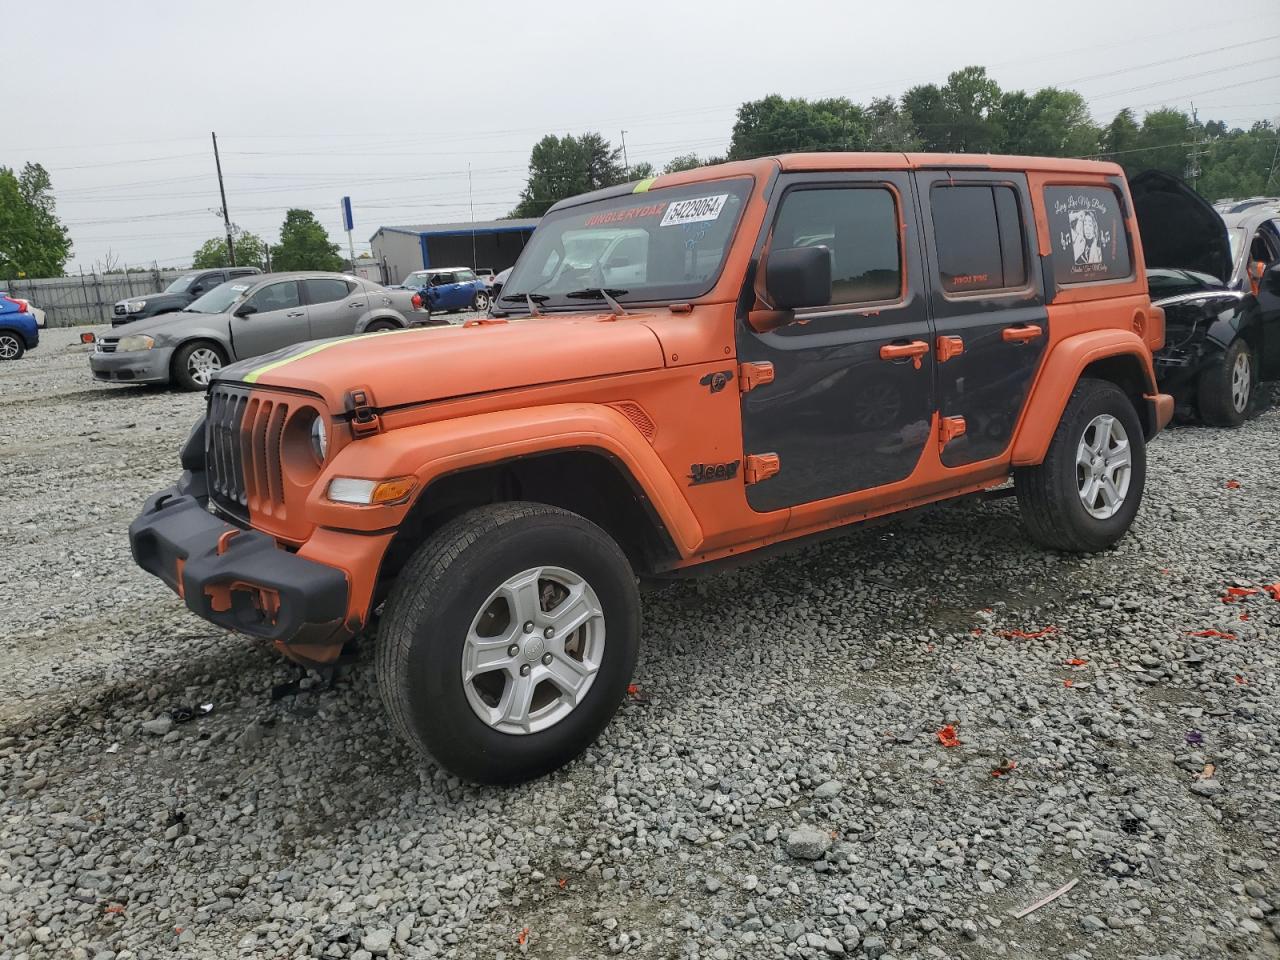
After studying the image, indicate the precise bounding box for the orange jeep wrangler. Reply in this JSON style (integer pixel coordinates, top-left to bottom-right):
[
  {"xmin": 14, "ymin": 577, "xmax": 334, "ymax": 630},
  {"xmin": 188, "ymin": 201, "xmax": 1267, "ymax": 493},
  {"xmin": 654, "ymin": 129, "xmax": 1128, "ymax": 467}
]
[{"xmin": 130, "ymin": 153, "xmax": 1172, "ymax": 783}]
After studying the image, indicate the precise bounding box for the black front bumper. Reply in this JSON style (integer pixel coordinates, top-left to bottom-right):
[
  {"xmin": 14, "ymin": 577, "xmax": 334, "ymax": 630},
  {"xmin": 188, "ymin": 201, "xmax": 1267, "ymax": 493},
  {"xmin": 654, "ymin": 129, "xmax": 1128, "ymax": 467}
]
[{"xmin": 129, "ymin": 477, "xmax": 349, "ymax": 643}]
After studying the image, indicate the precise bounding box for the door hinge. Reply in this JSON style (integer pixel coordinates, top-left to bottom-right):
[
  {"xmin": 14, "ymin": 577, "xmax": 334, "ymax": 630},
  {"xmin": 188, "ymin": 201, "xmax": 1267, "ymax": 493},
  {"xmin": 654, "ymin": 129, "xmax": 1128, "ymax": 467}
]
[
  {"xmin": 744, "ymin": 452, "xmax": 781, "ymax": 484},
  {"xmin": 936, "ymin": 335, "xmax": 965, "ymax": 363},
  {"xmin": 738, "ymin": 361, "xmax": 775, "ymax": 393},
  {"xmin": 345, "ymin": 387, "xmax": 381, "ymax": 437},
  {"xmin": 939, "ymin": 415, "xmax": 966, "ymax": 449}
]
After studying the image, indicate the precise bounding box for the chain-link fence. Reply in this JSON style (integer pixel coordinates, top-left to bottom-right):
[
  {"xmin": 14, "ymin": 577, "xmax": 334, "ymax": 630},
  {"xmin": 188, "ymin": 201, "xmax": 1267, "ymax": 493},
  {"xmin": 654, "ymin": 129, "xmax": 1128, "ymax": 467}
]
[{"xmin": 2, "ymin": 268, "xmax": 189, "ymax": 328}]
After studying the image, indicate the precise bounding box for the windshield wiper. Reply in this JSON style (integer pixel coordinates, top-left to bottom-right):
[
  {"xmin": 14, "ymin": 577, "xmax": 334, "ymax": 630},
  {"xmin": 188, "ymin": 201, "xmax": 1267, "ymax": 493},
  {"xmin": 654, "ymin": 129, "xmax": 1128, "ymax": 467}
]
[
  {"xmin": 565, "ymin": 288, "xmax": 629, "ymax": 316},
  {"xmin": 499, "ymin": 292, "xmax": 549, "ymax": 316}
]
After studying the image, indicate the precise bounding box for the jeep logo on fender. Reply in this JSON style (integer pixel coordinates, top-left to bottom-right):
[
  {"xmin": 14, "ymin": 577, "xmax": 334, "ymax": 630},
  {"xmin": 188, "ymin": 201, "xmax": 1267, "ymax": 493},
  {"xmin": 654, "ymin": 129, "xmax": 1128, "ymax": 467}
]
[
  {"xmin": 689, "ymin": 461, "xmax": 741, "ymax": 485},
  {"xmin": 699, "ymin": 370, "xmax": 733, "ymax": 394}
]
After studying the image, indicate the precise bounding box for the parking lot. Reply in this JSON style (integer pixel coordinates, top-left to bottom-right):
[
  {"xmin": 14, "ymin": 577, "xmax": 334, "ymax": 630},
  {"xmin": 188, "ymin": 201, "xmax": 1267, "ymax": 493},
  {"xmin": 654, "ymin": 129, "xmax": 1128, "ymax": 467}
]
[{"xmin": 0, "ymin": 327, "xmax": 1277, "ymax": 960}]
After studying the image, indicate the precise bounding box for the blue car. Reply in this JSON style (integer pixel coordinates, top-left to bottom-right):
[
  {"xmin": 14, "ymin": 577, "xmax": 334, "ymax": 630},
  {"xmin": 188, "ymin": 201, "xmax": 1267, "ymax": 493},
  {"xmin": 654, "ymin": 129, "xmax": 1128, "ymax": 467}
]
[
  {"xmin": 0, "ymin": 293, "xmax": 39, "ymax": 360},
  {"xmin": 400, "ymin": 267, "xmax": 491, "ymax": 313}
]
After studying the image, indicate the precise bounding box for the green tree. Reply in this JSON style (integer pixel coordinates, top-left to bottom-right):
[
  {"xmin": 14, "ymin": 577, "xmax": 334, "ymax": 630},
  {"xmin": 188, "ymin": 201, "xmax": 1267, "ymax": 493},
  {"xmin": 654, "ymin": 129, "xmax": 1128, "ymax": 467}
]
[
  {"xmin": 192, "ymin": 232, "xmax": 266, "ymax": 269},
  {"xmin": 270, "ymin": 210, "xmax": 341, "ymax": 271},
  {"xmin": 0, "ymin": 162, "xmax": 72, "ymax": 278},
  {"xmin": 997, "ymin": 88, "xmax": 1097, "ymax": 157},
  {"xmin": 510, "ymin": 133, "xmax": 628, "ymax": 218},
  {"xmin": 903, "ymin": 67, "xmax": 1005, "ymax": 152},
  {"xmin": 663, "ymin": 153, "xmax": 706, "ymax": 174},
  {"xmin": 627, "ymin": 161, "xmax": 657, "ymax": 181},
  {"xmin": 1100, "ymin": 108, "xmax": 1141, "ymax": 160},
  {"xmin": 863, "ymin": 97, "xmax": 921, "ymax": 151},
  {"xmin": 727, "ymin": 95, "xmax": 867, "ymax": 160}
]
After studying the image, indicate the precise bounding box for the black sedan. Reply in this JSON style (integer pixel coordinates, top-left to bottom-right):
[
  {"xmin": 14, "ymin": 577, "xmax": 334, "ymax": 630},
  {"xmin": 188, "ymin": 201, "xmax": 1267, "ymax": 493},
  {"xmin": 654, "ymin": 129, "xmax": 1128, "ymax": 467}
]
[{"xmin": 1134, "ymin": 172, "xmax": 1280, "ymax": 426}]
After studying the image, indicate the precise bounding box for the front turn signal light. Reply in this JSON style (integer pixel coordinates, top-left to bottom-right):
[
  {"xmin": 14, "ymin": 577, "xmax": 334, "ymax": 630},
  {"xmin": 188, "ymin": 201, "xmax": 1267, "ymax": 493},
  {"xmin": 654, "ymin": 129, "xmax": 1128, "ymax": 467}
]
[{"xmin": 327, "ymin": 476, "xmax": 417, "ymax": 505}]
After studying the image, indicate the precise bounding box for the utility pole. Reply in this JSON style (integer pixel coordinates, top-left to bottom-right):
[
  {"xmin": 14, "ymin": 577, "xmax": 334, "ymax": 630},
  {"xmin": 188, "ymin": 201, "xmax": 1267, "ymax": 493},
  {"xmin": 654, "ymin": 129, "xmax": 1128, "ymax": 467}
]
[
  {"xmin": 620, "ymin": 130, "xmax": 629, "ymax": 172},
  {"xmin": 212, "ymin": 132, "xmax": 236, "ymax": 267},
  {"xmin": 467, "ymin": 162, "xmax": 477, "ymax": 270},
  {"xmin": 1184, "ymin": 104, "xmax": 1208, "ymax": 192}
]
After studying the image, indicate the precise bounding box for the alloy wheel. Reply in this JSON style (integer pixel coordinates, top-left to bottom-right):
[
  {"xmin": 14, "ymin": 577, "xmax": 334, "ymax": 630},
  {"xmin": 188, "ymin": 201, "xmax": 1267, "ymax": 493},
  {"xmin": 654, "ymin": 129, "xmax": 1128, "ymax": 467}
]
[
  {"xmin": 1075, "ymin": 413, "xmax": 1132, "ymax": 520},
  {"xmin": 187, "ymin": 348, "xmax": 222, "ymax": 386},
  {"xmin": 1231, "ymin": 350, "xmax": 1251, "ymax": 414},
  {"xmin": 0, "ymin": 334, "xmax": 19, "ymax": 360},
  {"xmin": 461, "ymin": 566, "xmax": 605, "ymax": 735},
  {"xmin": 474, "ymin": 292, "xmax": 490, "ymax": 312}
]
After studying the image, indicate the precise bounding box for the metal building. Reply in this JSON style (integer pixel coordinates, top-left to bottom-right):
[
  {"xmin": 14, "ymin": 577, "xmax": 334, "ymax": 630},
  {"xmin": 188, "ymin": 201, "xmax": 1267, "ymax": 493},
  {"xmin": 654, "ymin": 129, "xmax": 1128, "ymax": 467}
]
[{"xmin": 370, "ymin": 219, "xmax": 539, "ymax": 285}]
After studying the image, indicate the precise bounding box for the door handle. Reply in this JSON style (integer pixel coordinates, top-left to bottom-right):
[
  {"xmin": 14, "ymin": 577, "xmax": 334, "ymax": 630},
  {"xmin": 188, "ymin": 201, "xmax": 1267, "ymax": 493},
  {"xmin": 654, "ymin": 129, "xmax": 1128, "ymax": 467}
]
[
  {"xmin": 1002, "ymin": 324, "xmax": 1043, "ymax": 343},
  {"xmin": 348, "ymin": 301, "xmax": 363, "ymax": 308},
  {"xmin": 286, "ymin": 310, "xmax": 305, "ymax": 318},
  {"xmin": 879, "ymin": 340, "xmax": 930, "ymax": 369}
]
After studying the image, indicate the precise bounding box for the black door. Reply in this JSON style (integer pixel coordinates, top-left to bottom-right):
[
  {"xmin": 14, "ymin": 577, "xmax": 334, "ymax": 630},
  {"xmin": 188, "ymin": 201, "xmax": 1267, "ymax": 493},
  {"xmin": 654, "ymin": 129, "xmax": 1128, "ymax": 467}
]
[
  {"xmin": 1250, "ymin": 219, "xmax": 1280, "ymax": 379},
  {"xmin": 914, "ymin": 171, "xmax": 1048, "ymax": 467},
  {"xmin": 738, "ymin": 172, "xmax": 935, "ymax": 512}
]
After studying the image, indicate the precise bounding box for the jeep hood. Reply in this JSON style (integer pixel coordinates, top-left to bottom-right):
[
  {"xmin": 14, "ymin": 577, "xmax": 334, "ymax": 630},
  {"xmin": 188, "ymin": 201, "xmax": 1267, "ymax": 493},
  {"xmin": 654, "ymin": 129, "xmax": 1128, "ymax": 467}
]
[
  {"xmin": 217, "ymin": 313, "xmax": 666, "ymax": 410},
  {"xmin": 1131, "ymin": 170, "xmax": 1231, "ymax": 285}
]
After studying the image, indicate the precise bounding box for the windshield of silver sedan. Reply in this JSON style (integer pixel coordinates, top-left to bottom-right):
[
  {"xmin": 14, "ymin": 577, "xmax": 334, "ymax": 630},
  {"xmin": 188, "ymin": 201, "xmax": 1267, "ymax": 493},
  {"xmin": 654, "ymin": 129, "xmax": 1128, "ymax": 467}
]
[
  {"xmin": 496, "ymin": 176, "xmax": 752, "ymax": 313},
  {"xmin": 184, "ymin": 282, "xmax": 251, "ymax": 314}
]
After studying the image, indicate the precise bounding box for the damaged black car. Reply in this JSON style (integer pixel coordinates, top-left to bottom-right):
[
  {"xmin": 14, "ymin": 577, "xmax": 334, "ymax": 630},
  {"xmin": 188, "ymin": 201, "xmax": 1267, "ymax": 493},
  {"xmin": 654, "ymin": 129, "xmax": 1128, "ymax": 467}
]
[{"xmin": 1133, "ymin": 172, "xmax": 1280, "ymax": 426}]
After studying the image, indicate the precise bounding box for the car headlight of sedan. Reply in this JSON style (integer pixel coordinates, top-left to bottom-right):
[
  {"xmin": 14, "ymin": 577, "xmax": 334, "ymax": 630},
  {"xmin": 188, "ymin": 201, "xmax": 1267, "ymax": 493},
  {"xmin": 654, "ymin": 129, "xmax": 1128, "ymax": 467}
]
[
  {"xmin": 117, "ymin": 334, "xmax": 155, "ymax": 352},
  {"xmin": 127, "ymin": 300, "xmax": 146, "ymax": 312}
]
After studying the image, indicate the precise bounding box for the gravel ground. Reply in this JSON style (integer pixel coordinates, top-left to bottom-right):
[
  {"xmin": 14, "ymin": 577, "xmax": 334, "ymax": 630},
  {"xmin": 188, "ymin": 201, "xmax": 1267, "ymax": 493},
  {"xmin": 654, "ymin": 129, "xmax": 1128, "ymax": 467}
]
[{"xmin": 1, "ymin": 326, "xmax": 1278, "ymax": 960}]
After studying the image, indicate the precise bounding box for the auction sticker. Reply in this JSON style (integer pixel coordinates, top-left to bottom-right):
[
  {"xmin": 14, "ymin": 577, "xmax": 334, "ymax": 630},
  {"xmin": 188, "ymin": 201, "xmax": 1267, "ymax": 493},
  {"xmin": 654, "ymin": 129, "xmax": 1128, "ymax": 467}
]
[{"xmin": 660, "ymin": 194, "xmax": 728, "ymax": 227}]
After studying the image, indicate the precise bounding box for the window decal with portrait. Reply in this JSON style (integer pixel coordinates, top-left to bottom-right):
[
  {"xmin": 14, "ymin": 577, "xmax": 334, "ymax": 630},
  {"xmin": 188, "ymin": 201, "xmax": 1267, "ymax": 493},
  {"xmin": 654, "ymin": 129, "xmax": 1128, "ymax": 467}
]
[{"xmin": 1045, "ymin": 186, "xmax": 1131, "ymax": 284}]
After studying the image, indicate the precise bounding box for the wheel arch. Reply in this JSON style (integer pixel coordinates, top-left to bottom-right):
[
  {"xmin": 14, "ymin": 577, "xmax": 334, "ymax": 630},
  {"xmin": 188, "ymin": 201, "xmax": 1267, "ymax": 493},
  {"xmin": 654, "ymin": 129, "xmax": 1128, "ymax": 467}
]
[
  {"xmin": 379, "ymin": 447, "xmax": 681, "ymax": 590},
  {"xmin": 1011, "ymin": 330, "xmax": 1161, "ymax": 466},
  {"xmin": 356, "ymin": 311, "xmax": 407, "ymax": 332}
]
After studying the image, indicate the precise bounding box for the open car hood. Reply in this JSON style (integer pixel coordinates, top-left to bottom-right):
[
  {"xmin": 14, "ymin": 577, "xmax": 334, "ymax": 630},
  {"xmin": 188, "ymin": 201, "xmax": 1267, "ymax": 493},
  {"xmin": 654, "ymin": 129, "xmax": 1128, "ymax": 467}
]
[{"xmin": 1131, "ymin": 170, "xmax": 1231, "ymax": 286}]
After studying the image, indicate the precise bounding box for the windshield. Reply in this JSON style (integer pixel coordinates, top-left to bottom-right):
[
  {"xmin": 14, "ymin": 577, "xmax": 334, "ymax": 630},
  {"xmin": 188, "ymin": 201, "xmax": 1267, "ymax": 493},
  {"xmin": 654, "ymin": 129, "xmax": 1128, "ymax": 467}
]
[
  {"xmin": 498, "ymin": 177, "xmax": 753, "ymax": 311},
  {"xmin": 185, "ymin": 280, "xmax": 250, "ymax": 314},
  {"xmin": 165, "ymin": 274, "xmax": 197, "ymax": 294}
]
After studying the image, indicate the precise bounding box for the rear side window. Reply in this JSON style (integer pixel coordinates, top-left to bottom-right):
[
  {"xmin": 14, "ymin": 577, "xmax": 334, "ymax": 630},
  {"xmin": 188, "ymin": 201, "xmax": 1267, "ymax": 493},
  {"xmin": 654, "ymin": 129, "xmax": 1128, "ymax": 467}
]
[
  {"xmin": 931, "ymin": 184, "xmax": 1028, "ymax": 293},
  {"xmin": 1044, "ymin": 185, "xmax": 1132, "ymax": 284},
  {"xmin": 456, "ymin": 270, "xmax": 477, "ymax": 282},
  {"xmin": 304, "ymin": 278, "xmax": 352, "ymax": 304},
  {"xmin": 771, "ymin": 186, "xmax": 902, "ymax": 306}
]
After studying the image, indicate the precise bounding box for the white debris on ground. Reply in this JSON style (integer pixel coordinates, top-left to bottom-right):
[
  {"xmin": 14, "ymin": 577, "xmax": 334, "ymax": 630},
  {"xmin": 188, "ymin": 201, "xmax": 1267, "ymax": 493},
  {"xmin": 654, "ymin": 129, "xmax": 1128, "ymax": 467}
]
[{"xmin": 1, "ymin": 327, "xmax": 1277, "ymax": 960}]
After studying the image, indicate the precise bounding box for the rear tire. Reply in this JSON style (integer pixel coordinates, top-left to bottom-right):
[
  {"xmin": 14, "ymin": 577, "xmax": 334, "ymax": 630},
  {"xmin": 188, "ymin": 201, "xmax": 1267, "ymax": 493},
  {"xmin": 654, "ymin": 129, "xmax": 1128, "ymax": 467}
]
[
  {"xmin": 1197, "ymin": 338, "xmax": 1253, "ymax": 427},
  {"xmin": 1015, "ymin": 378, "xmax": 1146, "ymax": 553},
  {"xmin": 377, "ymin": 502, "xmax": 641, "ymax": 785},
  {"xmin": 171, "ymin": 341, "xmax": 225, "ymax": 391},
  {"xmin": 0, "ymin": 332, "xmax": 25, "ymax": 360},
  {"xmin": 365, "ymin": 319, "xmax": 399, "ymax": 333}
]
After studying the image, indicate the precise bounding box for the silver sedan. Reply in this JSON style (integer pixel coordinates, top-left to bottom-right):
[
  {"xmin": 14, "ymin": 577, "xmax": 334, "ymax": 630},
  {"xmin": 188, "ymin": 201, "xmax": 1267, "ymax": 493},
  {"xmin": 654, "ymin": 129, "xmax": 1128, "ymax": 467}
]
[{"xmin": 89, "ymin": 272, "xmax": 438, "ymax": 391}]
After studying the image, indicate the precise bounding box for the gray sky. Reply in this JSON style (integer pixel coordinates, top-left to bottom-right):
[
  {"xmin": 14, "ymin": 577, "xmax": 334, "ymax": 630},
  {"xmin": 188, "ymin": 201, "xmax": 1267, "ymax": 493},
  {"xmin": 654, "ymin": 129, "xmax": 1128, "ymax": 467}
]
[{"xmin": 6, "ymin": 0, "xmax": 1279, "ymax": 271}]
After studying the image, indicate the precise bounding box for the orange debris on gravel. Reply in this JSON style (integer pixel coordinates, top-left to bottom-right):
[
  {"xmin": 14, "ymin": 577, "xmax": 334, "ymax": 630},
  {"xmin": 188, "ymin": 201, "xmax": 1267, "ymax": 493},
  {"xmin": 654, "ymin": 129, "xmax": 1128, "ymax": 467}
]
[{"xmin": 936, "ymin": 725, "xmax": 962, "ymax": 748}]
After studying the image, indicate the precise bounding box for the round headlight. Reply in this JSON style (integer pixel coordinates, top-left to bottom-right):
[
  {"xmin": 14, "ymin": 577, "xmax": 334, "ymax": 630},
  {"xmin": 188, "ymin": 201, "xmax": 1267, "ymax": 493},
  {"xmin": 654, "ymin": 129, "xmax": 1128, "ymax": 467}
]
[{"xmin": 310, "ymin": 415, "xmax": 328, "ymax": 463}]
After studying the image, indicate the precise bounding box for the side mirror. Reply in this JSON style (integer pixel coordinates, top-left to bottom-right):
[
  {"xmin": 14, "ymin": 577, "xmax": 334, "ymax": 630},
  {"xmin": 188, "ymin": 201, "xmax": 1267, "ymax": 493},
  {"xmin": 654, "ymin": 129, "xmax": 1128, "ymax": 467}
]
[
  {"xmin": 767, "ymin": 246, "xmax": 831, "ymax": 310},
  {"xmin": 748, "ymin": 246, "xmax": 831, "ymax": 333},
  {"xmin": 234, "ymin": 304, "xmax": 257, "ymax": 318}
]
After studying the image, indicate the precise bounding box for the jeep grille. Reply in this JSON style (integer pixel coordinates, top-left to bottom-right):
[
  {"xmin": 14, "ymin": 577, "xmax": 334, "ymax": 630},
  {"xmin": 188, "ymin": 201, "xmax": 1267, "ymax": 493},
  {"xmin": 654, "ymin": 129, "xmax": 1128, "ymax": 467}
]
[{"xmin": 206, "ymin": 384, "xmax": 288, "ymax": 522}]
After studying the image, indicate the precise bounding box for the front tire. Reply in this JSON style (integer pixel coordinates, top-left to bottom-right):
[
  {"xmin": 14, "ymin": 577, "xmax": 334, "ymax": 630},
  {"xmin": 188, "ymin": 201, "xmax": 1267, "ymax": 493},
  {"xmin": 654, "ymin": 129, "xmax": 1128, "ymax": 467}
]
[
  {"xmin": 377, "ymin": 502, "xmax": 640, "ymax": 785},
  {"xmin": 1197, "ymin": 338, "xmax": 1253, "ymax": 427},
  {"xmin": 1015, "ymin": 378, "xmax": 1146, "ymax": 553},
  {"xmin": 172, "ymin": 341, "xmax": 225, "ymax": 391},
  {"xmin": 0, "ymin": 332, "xmax": 25, "ymax": 360},
  {"xmin": 472, "ymin": 291, "xmax": 491, "ymax": 312}
]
